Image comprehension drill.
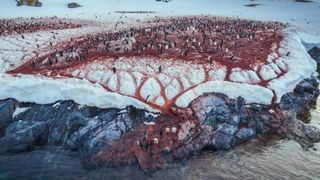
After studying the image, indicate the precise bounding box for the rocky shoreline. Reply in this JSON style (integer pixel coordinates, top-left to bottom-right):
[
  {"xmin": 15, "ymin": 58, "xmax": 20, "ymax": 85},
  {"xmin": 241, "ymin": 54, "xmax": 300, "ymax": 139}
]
[{"xmin": 0, "ymin": 48, "xmax": 319, "ymax": 171}]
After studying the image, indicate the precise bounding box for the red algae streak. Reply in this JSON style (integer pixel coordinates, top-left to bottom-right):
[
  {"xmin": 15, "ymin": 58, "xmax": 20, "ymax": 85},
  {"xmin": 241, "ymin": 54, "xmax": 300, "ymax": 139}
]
[{"xmin": 8, "ymin": 16, "xmax": 287, "ymax": 111}]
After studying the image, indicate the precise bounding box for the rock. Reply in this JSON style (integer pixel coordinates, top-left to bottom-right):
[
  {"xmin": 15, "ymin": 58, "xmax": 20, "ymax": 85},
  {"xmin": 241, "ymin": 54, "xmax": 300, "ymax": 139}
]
[
  {"xmin": 308, "ymin": 47, "xmax": 320, "ymax": 64},
  {"xmin": 211, "ymin": 131, "xmax": 235, "ymax": 150},
  {"xmin": 235, "ymin": 128, "xmax": 255, "ymax": 142},
  {"xmin": 0, "ymin": 120, "xmax": 46, "ymax": 152},
  {"xmin": 280, "ymin": 78, "xmax": 319, "ymax": 112},
  {"xmin": 294, "ymin": 79, "xmax": 317, "ymax": 95},
  {"xmin": 0, "ymin": 99, "xmax": 17, "ymax": 136},
  {"xmin": 247, "ymin": 103, "xmax": 266, "ymax": 112},
  {"xmin": 35, "ymin": 1, "xmax": 42, "ymax": 7},
  {"xmin": 303, "ymin": 124, "xmax": 320, "ymax": 142},
  {"xmin": 46, "ymin": 111, "xmax": 90, "ymax": 145},
  {"xmin": 217, "ymin": 123, "xmax": 238, "ymax": 136},
  {"xmin": 230, "ymin": 115, "xmax": 241, "ymax": 126},
  {"xmin": 16, "ymin": 0, "xmax": 42, "ymax": 7},
  {"xmin": 308, "ymin": 47, "xmax": 320, "ymax": 75},
  {"xmin": 277, "ymin": 114, "xmax": 320, "ymax": 148},
  {"xmin": 280, "ymin": 93, "xmax": 305, "ymax": 111},
  {"xmin": 68, "ymin": 2, "xmax": 81, "ymax": 8}
]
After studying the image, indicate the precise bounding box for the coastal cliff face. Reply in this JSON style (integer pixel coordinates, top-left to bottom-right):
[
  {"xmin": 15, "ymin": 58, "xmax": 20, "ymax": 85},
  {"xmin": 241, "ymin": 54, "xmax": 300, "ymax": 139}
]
[{"xmin": 0, "ymin": 46, "xmax": 319, "ymax": 170}]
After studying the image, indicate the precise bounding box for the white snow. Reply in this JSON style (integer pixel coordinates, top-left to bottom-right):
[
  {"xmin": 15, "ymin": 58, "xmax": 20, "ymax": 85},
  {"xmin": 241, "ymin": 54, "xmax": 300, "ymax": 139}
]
[
  {"xmin": 140, "ymin": 77, "xmax": 161, "ymax": 101},
  {"xmin": 208, "ymin": 67, "xmax": 227, "ymax": 81},
  {"xmin": 230, "ymin": 68, "xmax": 261, "ymax": 84},
  {"xmin": 107, "ymin": 74, "xmax": 118, "ymax": 91},
  {"xmin": 0, "ymin": 74, "xmax": 156, "ymax": 112},
  {"xmin": 269, "ymin": 63, "xmax": 282, "ymax": 74},
  {"xmin": 187, "ymin": 66, "xmax": 205, "ymax": 85},
  {"xmin": 180, "ymin": 77, "xmax": 192, "ymax": 90},
  {"xmin": 155, "ymin": 96, "xmax": 165, "ymax": 106},
  {"xmin": 175, "ymin": 81, "xmax": 273, "ymax": 108},
  {"xmin": 165, "ymin": 78, "xmax": 181, "ymax": 100},
  {"xmin": 52, "ymin": 102, "xmax": 61, "ymax": 108},
  {"xmin": 157, "ymin": 73, "xmax": 171, "ymax": 86},
  {"xmin": 12, "ymin": 107, "xmax": 30, "ymax": 118},
  {"xmin": 119, "ymin": 71, "xmax": 136, "ymax": 96},
  {"xmin": 260, "ymin": 64, "xmax": 278, "ymax": 81},
  {"xmin": 132, "ymin": 72, "xmax": 144, "ymax": 87}
]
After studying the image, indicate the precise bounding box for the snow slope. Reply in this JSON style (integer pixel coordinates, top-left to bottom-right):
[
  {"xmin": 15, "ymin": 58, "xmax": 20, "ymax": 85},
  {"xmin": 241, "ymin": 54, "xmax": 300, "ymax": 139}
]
[{"xmin": 0, "ymin": 0, "xmax": 319, "ymax": 111}]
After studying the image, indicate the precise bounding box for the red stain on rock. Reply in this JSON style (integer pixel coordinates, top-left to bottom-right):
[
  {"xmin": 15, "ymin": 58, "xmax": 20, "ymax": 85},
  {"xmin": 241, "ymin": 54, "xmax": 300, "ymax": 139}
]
[{"xmin": 92, "ymin": 111, "xmax": 201, "ymax": 170}]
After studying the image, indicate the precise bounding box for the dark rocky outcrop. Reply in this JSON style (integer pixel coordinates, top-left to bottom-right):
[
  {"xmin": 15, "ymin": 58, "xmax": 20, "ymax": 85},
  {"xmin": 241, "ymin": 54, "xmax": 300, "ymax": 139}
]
[
  {"xmin": 16, "ymin": 0, "xmax": 42, "ymax": 7},
  {"xmin": 0, "ymin": 100, "xmax": 156, "ymax": 158},
  {"xmin": 68, "ymin": 2, "xmax": 82, "ymax": 8},
  {"xmin": 280, "ymin": 78, "xmax": 319, "ymax": 113},
  {"xmin": 0, "ymin": 99, "xmax": 18, "ymax": 137},
  {"xmin": 0, "ymin": 120, "xmax": 46, "ymax": 152},
  {"xmin": 308, "ymin": 47, "xmax": 320, "ymax": 72}
]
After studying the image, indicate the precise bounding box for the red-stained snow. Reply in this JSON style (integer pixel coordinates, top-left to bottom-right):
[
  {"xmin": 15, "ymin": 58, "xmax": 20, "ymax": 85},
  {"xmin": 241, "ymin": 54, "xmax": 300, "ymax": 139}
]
[{"xmin": 7, "ymin": 17, "xmax": 289, "ymax": 112}]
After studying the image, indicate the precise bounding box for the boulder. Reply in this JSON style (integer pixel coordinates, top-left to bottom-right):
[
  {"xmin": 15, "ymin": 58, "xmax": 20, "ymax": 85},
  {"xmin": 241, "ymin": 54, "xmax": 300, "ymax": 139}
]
[
  {"xmin": 236, "ymin": 128, "xmax": 256, "ymax": 142},
  {"xmin": 280, "ymin": 78, "xmax": 319, "ymax": 112},
  {"xmin": 16, "ymin": 0, "xmax": 42, "ymax": 7},
  {"xmin": 0, "ymin": 99, "xmax": 17, "ymax": 136},
  {"xmin": 191, "ymin": 93, "xmax": 249, "ymax": 130},
  {"xmin": 217, "ymin": 123, "xmax": 238, "ymax": 136},
  {"xmin": 68, "ymin": 2, "xmax": 81, "ymax": 8},
  {"xmin": 308, "ymin": 47, "xmax": 320, "ymax": 64},
  {"xmin": 0, "ymin": 120, "xmax": 46, "ymax": 152},
  {"xmin": 211, "ymin": 131, "xmax": 235, "ymax": 150}
]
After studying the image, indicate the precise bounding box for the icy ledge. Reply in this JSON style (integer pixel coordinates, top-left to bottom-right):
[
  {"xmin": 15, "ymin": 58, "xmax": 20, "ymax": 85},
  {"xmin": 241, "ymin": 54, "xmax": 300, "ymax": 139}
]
[{"xmin": 0, "ymin": 74, "xmax": 156, "ymax": 112}]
